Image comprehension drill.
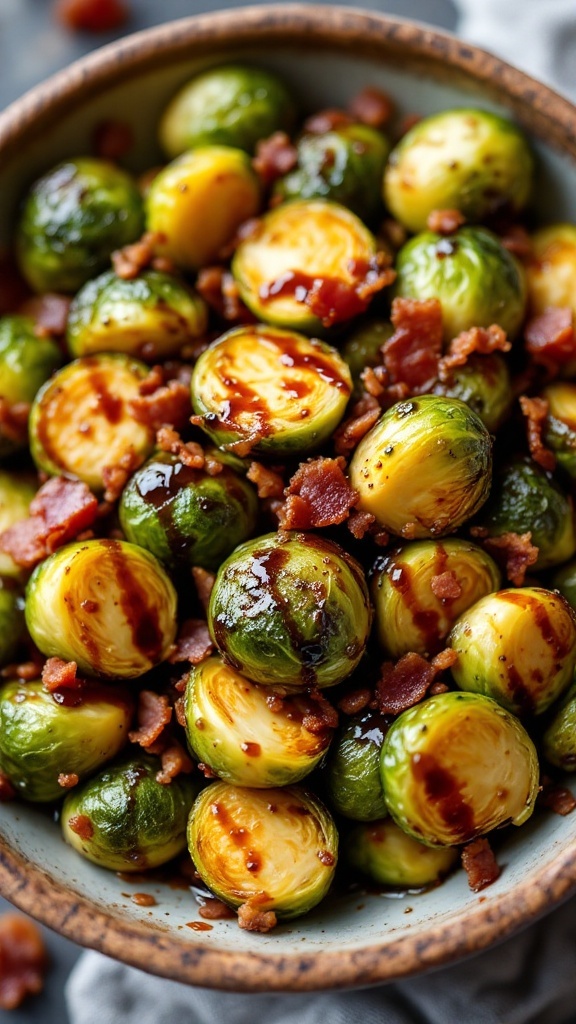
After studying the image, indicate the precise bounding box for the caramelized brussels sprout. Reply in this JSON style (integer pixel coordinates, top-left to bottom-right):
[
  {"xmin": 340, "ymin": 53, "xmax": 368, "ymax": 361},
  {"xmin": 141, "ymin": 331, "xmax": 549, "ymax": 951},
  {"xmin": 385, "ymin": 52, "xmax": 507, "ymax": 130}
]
[
  {"xmin": 540, "ymin": 382, "xmax": 576, "ymax": 479},
  {"xmin": 448, "ymin": 587, "xmax": 576, "ymax": 716},
  {"xmin": 25, "ymin": 539, "xmax": 177, "ymax": 678},
  {"xmin": 324, "ymin": 711, "xmax": 389, "ymax": 821},
  {"xmin": 17, "ymin": 158, "xmax": 144, "ymax": 293},
  {"xmin": 0, "ymin": 315, "xmax": 62, "ymax": 456},
  {"xmin": 0, "ymin": 678, "xmax": 133, "ymax": 802},
  {"xmin": 381, "ymin": 691, "xmax": 539, "ymax": 846},
  {"xmin": 348, "ymin": 396, "xmax": 492, "ymax": 538},
  {"xmin": 346, "ymin": 817, "xmax": 458, "ymax": 888},
  {"xmin": 146, "ymin": 146, "xmax": 261, "ymax": 270},
  {"xmin": 543, "ymin": 683, "xmax": 576, "ymax": 771},
  {"xmin": 0, "ymin": 471, "xmax": 36, "ymax": 578},
  {"xmin": 208, "ymin": 532, "xmax": 371, "ymax": 689},
  {"xmin": 394, "ymin": 227, "xmax": 526, "ymax": 341},
  {"xmin": 432, "ymin": 353, "xmax": 512, "ymax": 432},
  {"xmin": 191, "ymin": 324, "xmax": 351, "ymax": 456},
  {"xmin": 384, "ymin": 108, "xmax": 533, "ymax": 233},
  {"xmin": 372, "ymin": 539, "xmax": 501, "ymax": 658},
  {"xmin": 62, "ymin": 753, "xmax": 199, "ymax": 870},
  {"xmin": 525, "ymin": 224, "xmax": 576, "ymax": 318},
  {"xmin": 341, "ymin": 318, "xmax": 393, "ymax": 393},
  {"xmin": 29, "ymin": 353, "xmax": 154, "ymax": 493},
  {"xmin": 188, "ymin": 781, "xmax": 338, "ymax": 918}
]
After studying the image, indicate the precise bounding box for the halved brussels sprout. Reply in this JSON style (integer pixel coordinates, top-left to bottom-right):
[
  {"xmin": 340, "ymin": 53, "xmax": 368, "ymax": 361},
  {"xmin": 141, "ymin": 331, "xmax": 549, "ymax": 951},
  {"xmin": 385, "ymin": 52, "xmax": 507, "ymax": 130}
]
[
  {"xmin": 346, "ymin": 817, "xmax": 458, "ymax": 888},
  {"xmin": 17, "ymin": 158, "xmax": 144, "ymax": 293},
  {"xmin": 67, "ymin": 269, "xmax": 208, "ymax": 360},
  {"xmin": 188, "ymin": 781, "xmax": 338, "ymax": 918},
  {"xmin": 146, "ymin": 146, "xmax": 261, "ymax": 271},
  {"xmin": 394, "ymin": 227, "xmax": 526, "ymax": 341},
  {"xmin": 159, "ymin": 64, "xmax": 295, "ymax": 157},
  {"xmin": 384, "ymin": 108, "xmax": 533, "ymax": 233},
  {"xmin": 191, "ymin": 324, "xmax": 351, "ymax": 457},
  {"xmin": 0, "ymin": 585, "xmax": 24, "ymax": 666},
  {"xmin": 0, "ymin": 315, "xmax": 62, "ymax": 456},
  {"xmin": 341, "ymin": 318, "xmax": 393, "ymax": 394},
  {"xmin": 372, "ymin": 539, "xmax": 501, "ymax": 658},
  {"xmin": 525, "ymin": 224, "xmax": 576, "ymax": 318},
  {"xmin": 29, "ymin": 353, "xmax": 155, "ymax": 493},
  {"xmin": 0, "ymin": 471, "xmax": 37, "ymax": 578},
  {"xmin": 184, "ymin": 655, "xmax": 334, "ymax": 787},
  {"xmin": 0, "ymin": 678, "xmax": 133, "ymax": 802},
  {"xmin": 448, "ymin": 587, "xmax": 576, "ymax": 717},
  {"xmin": 543, "ymin": 684, "xmax": 576, "ymax": 771},
  {"xmin": 208, "ymin": 532, "xmax": 371, "ymax": 689},
  {"xmin": 25, "ymin": 539, "xmax": 177, "ymax": 678},
  {"xmin": 324, "ymin": 711, "xmax": 389, "ymax": 821},
  {"xmin": 348, "ymin": 396, "xmax": 492, "ymax": 538},
  {"xmin": 540, "ymin": 382, "xmax": 576, "ymax": 480},
  {"xmin": 62, "ymin": 753, "xmax": 199, "ymax": 870},
  {"xmin": 381, "ymin": 691, "xmax": 539, "ymax": 846},
  {"xmin": 432, "ymin": 353, "xmax": 512, "ymax": 433}
]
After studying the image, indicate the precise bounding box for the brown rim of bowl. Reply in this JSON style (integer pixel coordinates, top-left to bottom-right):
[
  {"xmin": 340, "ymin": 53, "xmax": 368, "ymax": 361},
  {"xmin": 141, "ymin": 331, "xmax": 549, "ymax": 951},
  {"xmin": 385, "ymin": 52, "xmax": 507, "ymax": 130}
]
[{"xmin": 1, "ymin": 2, "xmax": 576, "ymax": 992}]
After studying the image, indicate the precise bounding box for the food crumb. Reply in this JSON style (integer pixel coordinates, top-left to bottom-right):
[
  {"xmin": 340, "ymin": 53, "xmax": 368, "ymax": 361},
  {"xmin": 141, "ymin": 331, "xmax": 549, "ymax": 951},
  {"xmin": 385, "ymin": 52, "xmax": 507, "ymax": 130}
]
[{"xmin": 0, "ymin": 913, "xmax": 49, "ymax": 1010}]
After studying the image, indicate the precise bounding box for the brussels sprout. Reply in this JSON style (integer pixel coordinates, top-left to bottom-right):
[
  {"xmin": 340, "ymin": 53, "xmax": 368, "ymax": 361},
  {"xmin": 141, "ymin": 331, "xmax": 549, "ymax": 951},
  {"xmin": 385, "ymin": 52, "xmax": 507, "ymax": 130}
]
[
  {"xmin": 184, "ymin": 655, "xmax": 334, "ymax": 787},
  {"xmin": 275, "ymin": 124, "xmax": 389, "ymax": 223},
  {"xmin": 208, "ymin": 532, "xmax": 371, "ymax": 689},
  {"xmin": 448, "ymin": 587, "xmax": 576, "ymax": 717},
  {"xmin": 191, "ymin": 324, "xmax": 351, "ymax": 457},
  {"xmin": 372, "ymin": 539, "xmax": 501, "ymax": 658},
  {"xmin": 381, "ymin": 691, "xmax": 539, "ymax": 846},
  {"xmin": 0, "ymin": 678, "xmax": 133, "ymax": 802},
  {"xmin": 432, "ymin": 353, "xmax": 512, "ymax": 432},
  {"xmin": 525, "ymin": 224, "xmax": 576, "ymax": 319},
  {"xmin": 29, "ymin": 353, "xmax": 155, "ymax": 493},
  {"xmin": 67, "ymin": 269, "xmax": 208, "ymax": 360},
  {"xmin": 543, "ymin": 684, "xmax": 576, "ymax": 771},
  {"xmin": 348, "ymin": 396, "xmax": 492, "ymax": 538},
  {"xmin": 17, "ymin": 159, "xmax": 144, "ymax": 294},
  {"xmin": 25, "ymin": 539, "xmax": 177, "ymax": 678},
  {"xmin": 232, "ymin": 199, "xmax": 383, "ymax": 334},
  {"xmin": 540, "ymin": 382, "xmax": 576, "ymax": 480},
  {"xmin": 159, "ymin": 64, "xmax": 295, "ymax": 157},
  {"xmin": 0, "ymin": 585, "xmax": 24, "ymax": 665},
  {"xmin": 341, "ymin": 319, "xmax": 393, "ymax": 393},
  {"xmin": 0, "ymin": 471, "xmax": 37, "ymax": 578},
  {"xmin": 0, "ymin": 316, "xmax": 62, "ymax": 457},
  {"xmin": 384, "ymin": 108, "xmax": 533, "ymax": 233},
  {"xmin": 552, "ymin": 559, "xmax": 576, "ymax": 612},
  {"xmin": 188, "ymin": 781, "xmax": 338, "ymax": 918},
  {"xmin": 146, "ymin": 146, "xmax": 261, "ymax": 271},
  {"xmin": 62, "ymin": 753, "xmax": 199, "ymax": 870},
  {"xmin": 346, "ymin": 817, "xmax": 458, "ymax": 888},
  {"xmin": 324, "ymin": 711, "xmax": 389, "ymax": 821},
  {"xmin": 394, "ymin": 227, "xmax": 527, "ymax": 341}
]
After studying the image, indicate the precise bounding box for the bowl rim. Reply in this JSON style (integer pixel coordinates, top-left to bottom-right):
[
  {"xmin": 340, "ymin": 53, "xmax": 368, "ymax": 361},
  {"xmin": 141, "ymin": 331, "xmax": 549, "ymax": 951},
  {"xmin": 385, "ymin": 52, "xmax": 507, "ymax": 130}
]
[{"xmin": 1, "ymin": 2, "xmax": 576, "ymax": 993}]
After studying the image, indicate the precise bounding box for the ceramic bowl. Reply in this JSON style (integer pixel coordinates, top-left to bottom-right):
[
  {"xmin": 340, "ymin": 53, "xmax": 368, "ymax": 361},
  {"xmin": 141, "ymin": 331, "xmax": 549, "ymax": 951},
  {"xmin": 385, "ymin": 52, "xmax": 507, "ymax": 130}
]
[{"xmin": 0, "ymin": 3, "xmax": 575, "ymax": 994}]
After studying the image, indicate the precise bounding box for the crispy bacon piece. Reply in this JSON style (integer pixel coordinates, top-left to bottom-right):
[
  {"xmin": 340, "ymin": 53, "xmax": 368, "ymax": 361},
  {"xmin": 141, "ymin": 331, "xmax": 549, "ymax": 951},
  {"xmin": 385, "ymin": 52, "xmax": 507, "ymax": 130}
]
[
  {"xmin": 472, "ymin": 529, "xmax": 539, "ymax": 587},
  {"xmin": 301, "ymin": 690, "xmax": 339, "ymax": 735},
  {"xmin": 42, "ymin": 657, "xmax": 80, "ymax": 693},
  {"xmin": 157, "ymin": 427, "xmax": 205, "ymax": 469},
  {"xmin": 92, "ymin": 119, "xmax": 134, "ymax": 161},
  {"xmin": 431, "ymin": 648, "xmax": 458, "ymax": 673},
  {"xmin": 174, "ymin": 694, "xmax": 187, "ymax": 727},
  {"xmin": 246, "ymin": 461, "xmax": 285, "ymax": 499},
  {"xmin": 334, "ymin": 405, "xmax": 381, "ymax": 456},
  {"xmin": 58, "ymin": 772, "xmax": 79, "ymax": 789},
  {"xmin": 197, "ymin": 762, "xmax": 219, "ymax": 779},
  {"xmin": 0, "ymin": 476, "xmax": 99, "ymax": 570},
  {"xmin": 337, "ymin": 688, "xmax": 372, "ymax": 716},
  {"xmin": 428, "ymin": 680, "xmax": 450, "ymax": 695},
  {"xmin": 156, "ymin": 739, "xmax": 194, "ymax": 785},
  {"xmin": 438, "ymin": 324, "xmax": 510, "ymax": 381},
  {"xmin": 196, "ymin": 265, "xmax": 255, "ymax": 323},
  {"xmin": 54, "ymin": 0, "xmax": 129, "ymax": 31},
  {"xmin": 0, "ymin": 914, "xmax": 49, "ymax": 1010},
  {"xmin": 430, "ymin": 571, "xmax": 462, "ymax": 601},
  {"xmin": 129, "ymin": 379, "xmax": 191, "ymax": 433},
  {"xmin": 461, "ymin": 838, "xmax": 501, "ymax": 892},
  {"xmin": 112, "ymin": 231, "xmax": 165, "ymax": 280},
  {"xmin": 102, "ymin": 446, "xmax": 144, "ymax": 503},
  {"xmin": 348, "ymin": 86, "xmax": 393, "ymax": 127},
  {"xmin": 237, "ymin": 899, "xmax": 277, "ymax": 933},
  {"xmin": 303, "ymin": 109, "xmax": 354, "ymax": 134},
  {"xmin": 426, "ymin": 209, "xmax": 466, "ymax": 235},
  {"xmin": 524, "ymin": 307, "xmax": 576, "ymax": 373},
  {"xmin": 129, "ymin": 691, "xmax": 172, "ymax": 749},
  {"xmin": 499, "ymin": 224, "xmax": 532, "ymax": 260},
  {"xmin": 0, "ymin": 399, "xmax": 30, "ymax": 447},
  {"xmin": 0, "ymin": 773, "xmax": 15, "ymax": 801},
  {"xmin": 519, "ymin": 394, "xmax": 556, "ymax": 472},
  {"xmin": 382, "ymin": 297, "xmax": 443, "ymax": 391},
  {"xmin": 68, "ymin": 814, "xmax": 94, "ymax": 839},
  {"xmin": 198, "ymin": 898, "xmax": 236, "ymax": 920},
  {"xmin": 379, "ymin": 218, "xmax": 408, "ymax": 252},
  {"xmin": 539, "ymin": 781, "xmax": 576, "ymax": 816},
  {"xmin": 192, "ymin": 566, "xmax": 216, "ymax": 612},
  {"xmin": 346, "ymin": 509, "xmax": 376, "ymax": 540},
  {"xmin": 278, "ymin": 457, "xmax": 359, "ymax": 530},
  {"xmin": 252, "ymin": 132, "xmax": 298, "ymax": 185},
  {"xmin": 19, "ymin": 292, "xmax": 71, "ymax": 338},
  {"xmin": 376, "ymin": 652, "xmax": 436, "ymax": 715},
  {"xmin": 168, "ymin": 619, "xmax": 213, "ymax": 665}
]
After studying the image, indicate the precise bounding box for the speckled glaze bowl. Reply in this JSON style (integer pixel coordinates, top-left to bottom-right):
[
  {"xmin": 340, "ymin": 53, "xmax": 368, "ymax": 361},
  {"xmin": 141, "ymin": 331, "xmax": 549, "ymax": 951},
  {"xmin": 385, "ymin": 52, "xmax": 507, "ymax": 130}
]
[{"xmin": 0, "ymin": 3, "xmax": 575, "ymax": 993}]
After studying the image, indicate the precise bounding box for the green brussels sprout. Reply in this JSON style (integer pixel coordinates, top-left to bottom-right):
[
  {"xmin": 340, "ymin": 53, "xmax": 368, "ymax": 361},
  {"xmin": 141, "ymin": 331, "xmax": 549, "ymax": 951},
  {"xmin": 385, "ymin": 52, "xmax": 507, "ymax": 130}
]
[
  {"xmin": 146, "ymin": 146, "xmax": 261, "ymax": 271},
  {"xmin": 232, "ymin": 199, "xmax": 384, "ymax": 335},
  {"xmin": 0, "ymin": 678, "xmax": 133, "ymax": 802},
  {"xmin": 543, "ymin": 684, "xmax": 576, "ymax": 771},
  {"xmin": 17, "ymin": 158, "xmax": 144, "ymax": 294},
  {"xmin": 159, "ymin": 64, "xmax": 295, "ymax": 157},
  {"xmin": 66, "ymin": 269, "xmax": 208, "ymax": 361},
  {"xmin": 432, "ymin": 353, "xmax": 512, "ymax": 433},
  {"xmin": 0, "ymin": 316, "xmax": 62, "ymax": 457},
  {"xmin": 0, "ymin": 471, "xmax": 37, "ymax": 578},
  {"xmin": 191, "ymin": 324, "xmax": 351, "ymax": 457},
  {"xmin": 479, "ymin": 456, "xmax": 576, "ymax": 570},
  {"xmin": 25, "ymin": 539, "xmax": 177, "ymax": 678},
  {"xmin": 448, "ymin": 587, "xmax": 576, "ymax": 717},
  {"xmin": 275, "ymin": 124, "xmax": 389, "ymax": 224},
  {"xmin": 381, "ymin": 691, "xmax": 539, "ymax": 846},
  {"xmin": 208, "ymin": 532, "xmax": 372, "ymax": 689},
  {"xmin": 552, "ymin": 558, "xmax": 576, "ymax": 611},
  {"xmin": 324, "ymin": 711, "xmax": 389, "ymax": 821},
  {"xmin": 184, "ymin": 655, "xmax": 334, "ymax": 787},
  {"xmin": 119, "ymin": 450, "xmax": 258, "ymax": 573},
  {"xmin": 540, "ymin": 382, "xmax": 576, "ymax": 479},
  {"xmin": 525, "ymin": 224, "xmax": 576, "ymax": 320},
  {"xmin": 29, "ymin": 353, "xmax": 155, "ymax": 493},
  {"xmin": 188, "ymin": 781, "xmax": 338, "ymax": 918},
  {"xmin": 346, "ymin": 817, "xmax": 458, "ymax": 888},
  {"xmin": 341, "ymin": 319, "xmax": 393, "ymax": 393},
  {"xmin": 62, "ymin": 752, "xmax": 199, "ymax": 870},
  {"xmin": 348, "ymin": 396, "xmax": 492, "ymax": 538},
  {"xmin": 372, "ymin": 539, "xmax": 501, "ymax": 658},
  {"xmin": 394, "ymin": 227, "xmax": 527, "ymax": 341},
  {"xmin": 0, "ymin": 585, "xmax": 24, "ymax": 665},
  {"xmin": 384, "ymin": 108, "xmax": 533, "ymax": 233}
]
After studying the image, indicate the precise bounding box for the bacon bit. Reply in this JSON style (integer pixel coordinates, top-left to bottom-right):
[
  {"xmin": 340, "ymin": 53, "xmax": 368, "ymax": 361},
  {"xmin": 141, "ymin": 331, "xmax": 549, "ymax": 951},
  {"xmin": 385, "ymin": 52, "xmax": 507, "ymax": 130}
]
[
  {"xmin": 430, "ymin": 571, "xmax": 462, "ymax": 601},
  {"xmin": 0, "ymin": 773, "xmax": 15, "ymax": 801},
  {"xmin": 102, "ymin": 446, "xmax": 144, "ymax": 503},
  {"xmin": 130, "ymin": 380, "xmax": 191, "ymax": 432},
  {"xmin": 337, "ymin": 688, "xmax": 372, "ymax": 715},
  {"xmin": 461, "ymin": 838, "xmax": 501, "ymax": 892},
  {"xmin": 58, "ymin": 772, "xmax": 79, "ymax": 789},
  {"xmin": 198, "ymin": 898, "xmax": 235, "ymax": 920},
  {"xmin": 168, "ymin": 619, "xmax": 213, "ymax": 665},
  {"xmin": 524, "ymin": 307, "xmax": 576, "ymax": 373},
  {"xmin": 0, "ymin": 476, "xmax": 99, "ymax": 570},
  {"xmin": 0, "ymin": 913, "xmax": 49, "ymax": 1010},
  {"xmin": 382, "ymin": 297, "xmax": 443, "ymax": 392},
  {"xmin": 196, "ymin": 265, "xmax": 254, "ymax": 323},
  {"xmin": 317, "ymin": 849, "xmax": 335, "ymax": 866},
  {"xmin": 192, "ymin": 566, "xmax": 216, "ymax": 612},
  {"xmin": 428, "ymin": 680, "xmax": 450, "ymax": 695},
  {"xmin": 348, "ymin": 86, "xmax": 394, "ymax": 127},
  {"xmin": 426, "ymin": 209, "xmax": 466, "ymax": 235},
  {"xmin": 67, "ymin": 814, "xmax": 94, "ymax": 840},
  {"xmin": 92, "ymin": 119, "xmax": 134, "ymax": 162},
  {"xmin": 499, "ymin": 224, "xmax": 533, "ymax": 260},
  {"xmin": 42, "ymin": 657, "xmax": 80, "ymax": 693},
  {"xmin": 252, "ymin": 132, "xmax": 298, "ymax": 186},
  {"xmin": 1, "ymin": 653, "xmax": 44, "ymax": 682},
  {"xmin": 334, "ymin": 405, "xmax": 381, "ymax": 457},
  {"xmin": 539, "ymin": 780, "xmax": 576, "ymax": 816},
  {"xmin": 438, "ymin": 324, "xmax": 510, "ymax": 381},
  {"xmin": 398, "ymin": 113, "xmax": 422, "ymax": 137},
  {"xmin": 129, "ymin": 691, "xmax": 172, "ymax": 749},
  {"xmin": 379, "ymin": 218, "xmax": 407, "ymax": 252},
  {"xmin": 112, "ymin": 231, "xmax": 164, "ymax": 280},
  {"xmin": 174, "ymin": 695, "xmax": 187, "ymax": 728},
  {"xmin": 197, "ymin": 762, "xmax": 219, "ymax": 779},
  {"xmin": 265, "ymin": 692, "xmax": 285, "ymax": 714},
  {"xmin": 54, "ymin": 0, "xmax": 129, "ymax": 30},
  {"xmin": 237, "ymin": 900, "xmax": 277, "ymax": 933},
  {"xmin": 246, "ymin": 461, "xmax": 285, "ymax": 499},
  {"xmin": 401, "ymin": 522, "xmax": 418, "ymax": 540},
  {"xmin": 303, "ymin": 109, "xmax": 354, "ymax": 134},
  {"xmin": 0, "ymin": 252, "xmax": 30, "ymax": 315},
  {"xmin": 431, "ymin": 648, "xmax": 458, "ymax": 672},
  {"xmin": 278, "ymin": 457, "xmax": 359, "ymax": 530},
  {"xmin": 0, "ymin": 399, "xmax": 30, "ymax": 447},
  {"xmin": 137, "ymin": 364, "xmax": 165, "ymax": 396},
  {"xmin": 377, "ymin": 652, "xmax": 436, "ymax": 715},
  {"xmin": 519, "ymin": 394, "xmax": 556, "ymax": 472},
  {"xmin": 475, "ymin": 530, "xmax": 539, "ymax": 587},
  {"xmin": 302, "ymin": 689, "xmax": 339, "ymax": 734},
  {"xmin": 361, "ymin": 366, "xmax": 386, "ymax": 398},
  {"xmin": 19, "ymin": 292, "xmax": 71, "ymax": 338},
  {"xmin": 156, "ymin": 427, "xmax": 205, "ymax": 469},
  {"xmin": 156, "ymin": 739, "xmax": 194, "ymax": 785},
  {"xmin": 346, "ymin": 509, "xmax": 376, "ymax": 540}
]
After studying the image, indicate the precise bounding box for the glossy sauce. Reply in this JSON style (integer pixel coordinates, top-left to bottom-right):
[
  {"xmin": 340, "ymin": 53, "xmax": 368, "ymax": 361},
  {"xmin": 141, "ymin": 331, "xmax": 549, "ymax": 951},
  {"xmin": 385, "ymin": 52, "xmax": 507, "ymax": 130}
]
[
  {"xmin": 101, "ymin": 539, "xmax": 164, "ymax": 660},
  {"xmin": 258, "ymin": 266, "xmax": 376, "ymax": 326},
  {"xmin": 411, "ymin": 751, "xmax": 475, "ymax": 837}
]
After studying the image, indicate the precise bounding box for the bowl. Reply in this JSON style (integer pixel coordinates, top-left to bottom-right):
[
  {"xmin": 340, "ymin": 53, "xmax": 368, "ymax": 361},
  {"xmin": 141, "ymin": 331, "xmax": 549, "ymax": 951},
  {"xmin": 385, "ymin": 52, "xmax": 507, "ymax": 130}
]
[{"xmin": 0, "ymin": 3, "xmax": 575, "ymax": 994}]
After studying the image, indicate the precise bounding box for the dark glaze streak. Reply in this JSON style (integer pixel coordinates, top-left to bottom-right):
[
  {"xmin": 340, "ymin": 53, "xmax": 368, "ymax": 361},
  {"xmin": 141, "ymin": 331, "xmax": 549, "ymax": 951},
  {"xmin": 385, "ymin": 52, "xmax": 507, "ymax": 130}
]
[
  {"xmin": 210, "ymin": 802, "xmax": 260, "ymax": 874},
  {"xmin": 499, "ymin": 591, "xmax": 571, "ymax": 658},
  {"xmin": 137, "ymin": 459, "xmax": 198, "ymax": 558},
  {"xmin": 216, "ymin": 373, "xmax": 273, "ymax": 435},
  {"xmin": 271, "ymin": 333, "xmax": 350, "ymax": 393},
  {"xmin": 259, "ymin": 265, "xmax": 378, "ymax": 327},
  {"xmin": 411, "ymin": 752, "xmax": 475, "ymax": 837},
  {"xmin": 387, "ymin": 563, "xmax": 442, "ymax": 654},
  {"xmin": 101, "ymin": 539, "xmax": 164, "ymax": 660},
  {"xmin": 86, "ymin": 363, "xmax": 123, "ymax": 424},
  {"xmin": 506, "ymin": 664, "xmax": 535, "ymax": 715}
]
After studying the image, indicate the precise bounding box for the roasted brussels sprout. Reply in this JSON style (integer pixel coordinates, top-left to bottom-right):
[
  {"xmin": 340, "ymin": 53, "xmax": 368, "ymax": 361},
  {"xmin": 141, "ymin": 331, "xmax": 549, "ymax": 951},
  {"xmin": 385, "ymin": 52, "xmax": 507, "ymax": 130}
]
[
  {"xmin": 29, "ymin": 353, "xmax": 155, "ymax": 493},
  {"xmin": 191, "ymin": 324, "xmax": 351, "ymax": 457},
  {"xmin": 159, "ymin": 64, "xmax": 295, "ymax": 157},
  {"xmin": 448, "ymin": 587, "xmax": 576, "ymax": 716},
  {"xmin": 25, "ymin": 539, "xmax": 177, "ymax": 678},
  {"xmin": 543, "ymin": 683, "xmax": 576, "ymax": 771},
  {"xmin": 17, "ymin": 158, "xmax": 144, "ymax": 293},
  {"xmin": 0, "ymin": 471, "xmax": 36, "ymax": 578},
  {"xmin": 188, "ymin": 781, "xmax": 338, "ymax": 918},
  {"xmin": 0, "ymin": 678, "xmax": 133, "ymax": 802},
  {"xmin": 208, "ymin": 532, "xmax": 371, "ymax": 689},
  {"xmin": 384, "ymin": 108, "xmax": 533, "ymax": 233},
  {"xmin": 394, "ymin": 227, "xmax": 527, "ymax": 341},
  {"xmin": 525, "ymin": 224, "xmax": 576, "ymax": 318},
  {"xmin": 341, "ymin": 318, "xmax": 393, "ymax": 393},
  {"xmin": 324, "ymin": 711, "xmax": 389, "ymax": 821},
  {"xmin": 0, "ymin": 315, "xmax": 62, "ymax": 456},
  {"xmin": 381, "ymin": 691, "xmax": 539, "ymax": 846},
  {"xmin": 62, "ymin": 753, "xmax": 199, "ymax": 870},
  {"xmin": 348, "ymin": 396, "xmax": 492, "ymax": 538},
  {"xmin": 146, "ymin": 146, "xmax": 261, "ymax": 271},
  {"xmin": 432, "ymin": 353, "xmax": 512, "ymax": 433},
  {"xmin": 372, "ymin": 539, "xmax": 501, "ymax": 658},
  {"xmin": 346, "ymin": 817, "xmax": 458, "ymax": 888},
  {"xmin": 540, "ymin": 382, "xmax": 576, "ymax": 480},
  {"xmin": 0, "ymin": 585, "xmax": 24, "ymax": 666}
]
